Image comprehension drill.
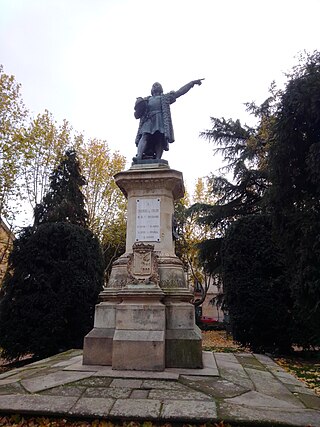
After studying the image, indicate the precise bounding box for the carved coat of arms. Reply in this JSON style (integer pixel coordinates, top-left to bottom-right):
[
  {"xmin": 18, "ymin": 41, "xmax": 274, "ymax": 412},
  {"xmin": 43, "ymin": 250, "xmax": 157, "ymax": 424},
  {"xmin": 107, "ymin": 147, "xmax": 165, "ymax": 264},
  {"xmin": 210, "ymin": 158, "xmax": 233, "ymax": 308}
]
[{"xmin": 127, "ymin": 242, "xmax": 159, "ymax": 285}]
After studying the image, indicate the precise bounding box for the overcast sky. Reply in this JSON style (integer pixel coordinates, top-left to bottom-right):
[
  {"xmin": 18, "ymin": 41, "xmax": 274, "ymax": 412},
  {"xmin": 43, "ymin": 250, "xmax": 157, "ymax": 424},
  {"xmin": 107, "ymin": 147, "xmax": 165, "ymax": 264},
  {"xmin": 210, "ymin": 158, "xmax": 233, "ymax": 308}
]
[{"xmin": 1, "ymin": 0, "xmax": 319, "ymax": 196}]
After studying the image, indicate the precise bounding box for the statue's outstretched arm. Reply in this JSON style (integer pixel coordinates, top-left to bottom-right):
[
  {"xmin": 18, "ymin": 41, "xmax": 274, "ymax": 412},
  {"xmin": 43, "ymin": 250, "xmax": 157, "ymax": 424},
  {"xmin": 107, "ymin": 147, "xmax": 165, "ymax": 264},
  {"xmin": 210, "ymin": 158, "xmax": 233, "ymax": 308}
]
[{"xmin": 175, "ymin": 78, "xmax": 204, "ymax": 99}]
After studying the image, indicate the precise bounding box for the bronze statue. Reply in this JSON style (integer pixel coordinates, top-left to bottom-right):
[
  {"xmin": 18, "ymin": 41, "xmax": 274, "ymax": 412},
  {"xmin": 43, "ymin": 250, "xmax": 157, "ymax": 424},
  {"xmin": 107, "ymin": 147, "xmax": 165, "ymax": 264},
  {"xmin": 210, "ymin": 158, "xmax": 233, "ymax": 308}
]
[{"xmin": 134, "ymin": 79, "xmax": 204, "ymax": 160}]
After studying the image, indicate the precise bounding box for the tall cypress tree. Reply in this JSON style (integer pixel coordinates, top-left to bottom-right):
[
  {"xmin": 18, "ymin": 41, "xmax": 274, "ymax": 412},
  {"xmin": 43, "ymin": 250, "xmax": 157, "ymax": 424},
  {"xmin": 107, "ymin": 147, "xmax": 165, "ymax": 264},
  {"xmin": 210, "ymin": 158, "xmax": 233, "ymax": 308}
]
[
  {"xmin": 34, "ymin": 148, "xmax": 88, "ymax": 227},
  {"xmin": 268, "ymin": 51, "xmax": 320, "ymax": 347}
]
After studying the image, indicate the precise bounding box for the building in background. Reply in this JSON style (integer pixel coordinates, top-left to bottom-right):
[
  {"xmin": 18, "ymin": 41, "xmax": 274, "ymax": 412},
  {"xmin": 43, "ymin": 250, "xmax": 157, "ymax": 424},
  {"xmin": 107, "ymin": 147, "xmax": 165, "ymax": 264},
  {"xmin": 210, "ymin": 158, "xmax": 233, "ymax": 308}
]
[{"xmin": 194, "ymin": 280, "xmax": 224, "ymax": 323}]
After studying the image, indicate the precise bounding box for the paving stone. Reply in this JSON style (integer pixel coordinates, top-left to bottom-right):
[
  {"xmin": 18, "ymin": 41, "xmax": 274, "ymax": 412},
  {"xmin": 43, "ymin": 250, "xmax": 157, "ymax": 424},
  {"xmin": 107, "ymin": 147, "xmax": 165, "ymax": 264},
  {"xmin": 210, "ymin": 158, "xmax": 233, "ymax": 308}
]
[
  {"xmin": 253, "ymin": 353, "xmax": 279, "ymax": 367},
  {"xmin": 180, "ymin": 375, "xmax": 214, "ymax": 381},
  {"xmin": 0, "ymin": 394, "xmax": 78, "ymax": 415},
  {"xmin": 52, "ymin": 355, "xmax": 82, "ymax": 367},
  {"xmin": 6, "ymin": 365, "xmax": 67, "ymax": 380},
  {"xmin": 180, "ymin": 375, "xmax": 250, "ymax": 399},
  {"xmin": 21, "ymin": 371, "xmax": 93, "ymax": 393},
  {"xmin": 0, "ymin": 366, "xmax": 50, "ymax": 383},
  {"xmin": 202, "ymin": 351, "xmax": 217, "ymax": 369},
  {"xmin": 20, "ymin": 356, "xmax": 57, "ymax": 367},
  {"xmin": 69, "ymin": 397, "xmax": 114, "ymax": 417},
  {"xmin": 273, "ymin": 369, "xmax": 307, "ymax": 385},
  {"xmin": 214, "ymin": 352, "xmax": 239, "ymax": 363},
  {"xmin": 245, "ymin": 367, "xmax": 284, "ymax": 387},
  {"xmin": 109, "ymin": 398, "xmax": 161, "ymax": 419},
  {"xmin": 72, "ymin": 377, "xmax": 113, "ymax": 387},
  {"xmin": 167, "ymin": 367, "xmax": 218, "ymax": 376},
  {"xmin": 64, "ymin": 362, "xmax": 106, "ymax": 372},
  {"xmin": 0, "ymin": 377, "xmax": 21, "ymax": 385},
  {"xmin": 148, "ymin": 388, "xmax": 211, "ymax": 401},
  {"xmin": 297, "ymin": 393, "xmax": 320, "ymax": 410},
  {"xmin": 0, "ymin": 382, "xmax": 28, "ymax": 395},
  {"xmin": 215, "ymin": 360, "xmax": 244, "ymax": 370},
  {"xmin": 244, "ymin": 367, "xmax": 304, "ymax": 406},
  {"xmin": 84, "ymin": 386, "xmax": 131, "ymax": 398},
  {"xmin": 110, "ymin": 378, "xmax": 143, "ymax": 388},
  {"xmin": 287, "ymin": 384, "xmax": 317, "ymax": 395},
  {"xmin": 142, "ymin": 379, "xmax": 190, "ymax": 390},
  {"xmin": 93, "ymin": 368, "xmax": 179, "ymax": 380},
  {"xmin": 219, "ymin": 367, "xmax": 253, "ymax": 389},
  {"xmin": 225, "ymin": 390, "xmax": 303, "ymax": 409},
  {"xmin": 215, "ymin": 353, "xmax": 247, "ymax": 371},
  {"xmin": 130, "ymin": 389, "xmax": 149, "ymax": 398},
  {"xmin": 23, "ymin": 351, "xmax": 80, "ymax": 368},
  {"xmin": 40, "ymin": 385, "xmax": 86, "ymax": 397},
  {"xmin": 161, "ymin": 399, "xmax": 217, "ymax": 421},
  {"xmin": 0, "ymin": 369, "xmax": 22, "ymax": 380},
  {"xmin": 219, "ymin": 402, "xmax": 320, "ymax": 426},
  {"xmin": 235, "ymin": 354, "xmax": 266, "ymax": 370}
]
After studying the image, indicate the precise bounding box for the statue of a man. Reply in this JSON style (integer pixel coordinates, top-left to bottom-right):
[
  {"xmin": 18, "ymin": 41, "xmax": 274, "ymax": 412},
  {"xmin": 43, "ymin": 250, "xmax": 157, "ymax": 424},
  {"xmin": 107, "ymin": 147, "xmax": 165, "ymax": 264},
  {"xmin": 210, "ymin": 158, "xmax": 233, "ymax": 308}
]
[{"xmin": 134, "ymin": 79, "xmax": 204, "ymax": 160}]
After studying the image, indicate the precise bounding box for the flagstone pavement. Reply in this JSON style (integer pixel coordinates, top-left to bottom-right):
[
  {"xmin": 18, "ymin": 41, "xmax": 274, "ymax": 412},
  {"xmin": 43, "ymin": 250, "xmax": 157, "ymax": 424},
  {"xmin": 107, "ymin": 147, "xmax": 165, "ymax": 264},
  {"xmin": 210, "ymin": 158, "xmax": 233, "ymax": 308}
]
[{"xmin": 0, "ymin": 350, "xmax": 319, "ymax": 426}]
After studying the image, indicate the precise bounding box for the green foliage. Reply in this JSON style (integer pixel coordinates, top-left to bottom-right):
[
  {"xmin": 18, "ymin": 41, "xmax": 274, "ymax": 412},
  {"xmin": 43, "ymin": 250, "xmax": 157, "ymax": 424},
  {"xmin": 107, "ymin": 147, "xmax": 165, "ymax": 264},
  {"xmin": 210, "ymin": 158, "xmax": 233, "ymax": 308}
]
[
  {"xmin": 221, "ymin": 215, "xmax": 292, "ymax": 353},
  {"xmin": 193, "ymin": 112, "xmax": 272, "ymax": 233},
  {"xmin": 194, "ymin": 51, "xmax": 320, "ymax": 351},
  {"xmin": 102, "ymin": 216, "xmax": 126, "ymax": 282},
  {"xmin": 269, "ymin": 51, "xmax": 320, "ymax": 213},
  {"xmin": 34, "ymin": 149, "xmax": 88, "ymax": 227},
  {"xmin": 190, "ymin": 105, "xmax": 273, "ymax": 281},
  {"xmin": 268, "ymin": 51, "xmax": 320, "ymax": 347},
  {"xmin": 0, "ymin": 222, "xmax": 104, "ymax": 360},
  {"xmin": 19, "ymin": 110, "xmax": 77, "ymax": 211},
  {"xmin": 79, "ymin": 139, "xmax": 127, "ymax": 241},
  {"xmin": 197, "ymin": 238, "xmax": 222, "ymax": 276},
  {"xmin": 78, "ymin": 139, "xmax": 127, "ymax": 276},
  {"xmin": 0, "ymin": 64, "xmax": 27, "ymax": 222},
  {"xmin": 174, "ymin": 186, "xmax": 218, "ymax": 307}
]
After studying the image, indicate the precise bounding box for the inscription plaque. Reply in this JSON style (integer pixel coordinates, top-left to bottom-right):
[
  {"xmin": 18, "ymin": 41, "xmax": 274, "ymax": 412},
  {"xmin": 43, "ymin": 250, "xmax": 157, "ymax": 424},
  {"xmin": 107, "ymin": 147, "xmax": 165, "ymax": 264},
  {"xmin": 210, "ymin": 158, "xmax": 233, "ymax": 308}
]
[{"xmin": 136, "ymin": 198, "xmax": 160, "ymax": 242}]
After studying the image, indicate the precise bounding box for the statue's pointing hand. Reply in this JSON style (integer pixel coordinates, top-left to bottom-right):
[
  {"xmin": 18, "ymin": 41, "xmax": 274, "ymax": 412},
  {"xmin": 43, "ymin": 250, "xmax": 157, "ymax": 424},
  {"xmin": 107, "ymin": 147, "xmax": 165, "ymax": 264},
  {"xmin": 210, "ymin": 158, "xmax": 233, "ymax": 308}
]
[{"xmin": 193, "ymin": 78, "xmax": 205, "ymax": 86}]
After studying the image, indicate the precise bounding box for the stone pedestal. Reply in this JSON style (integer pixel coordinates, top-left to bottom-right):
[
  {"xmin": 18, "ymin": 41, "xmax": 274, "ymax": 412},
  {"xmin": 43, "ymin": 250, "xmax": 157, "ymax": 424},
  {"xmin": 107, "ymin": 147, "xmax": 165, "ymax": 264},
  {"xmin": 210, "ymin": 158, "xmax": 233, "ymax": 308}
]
[
  {"xmin": 83, "ymin": 291, "xmax": 120, "ymax": 365},
  {"xmin": 112, "ymin": 286, "xmax": 165, "ymax": 371},
  {"xmin": 165, "ymin": 291, "xmax": 202, "ymax": 368},
  {"xmin": 83, "ymin": 161, "xmax": 202, "ymax": 370}
]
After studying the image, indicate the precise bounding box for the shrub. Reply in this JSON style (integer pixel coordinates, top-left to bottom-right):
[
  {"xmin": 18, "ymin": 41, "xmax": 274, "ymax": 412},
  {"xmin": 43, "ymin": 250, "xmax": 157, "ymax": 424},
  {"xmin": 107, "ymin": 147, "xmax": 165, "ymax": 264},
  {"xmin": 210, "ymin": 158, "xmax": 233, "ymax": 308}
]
[
  {"xmin": 0, "ymin": 222, "xmax": 104, "ymax": 360},
  {"xmin": 221, "ymin": 214, "xmax": 292, "ymax": 353}
]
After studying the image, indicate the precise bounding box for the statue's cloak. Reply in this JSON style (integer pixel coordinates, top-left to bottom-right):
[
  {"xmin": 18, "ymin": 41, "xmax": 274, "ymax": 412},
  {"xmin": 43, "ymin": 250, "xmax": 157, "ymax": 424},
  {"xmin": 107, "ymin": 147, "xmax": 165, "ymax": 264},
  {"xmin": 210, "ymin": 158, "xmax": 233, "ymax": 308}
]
[{"xmin": 135, "ymin": 91, "xmax": 177, "ymax": 150}]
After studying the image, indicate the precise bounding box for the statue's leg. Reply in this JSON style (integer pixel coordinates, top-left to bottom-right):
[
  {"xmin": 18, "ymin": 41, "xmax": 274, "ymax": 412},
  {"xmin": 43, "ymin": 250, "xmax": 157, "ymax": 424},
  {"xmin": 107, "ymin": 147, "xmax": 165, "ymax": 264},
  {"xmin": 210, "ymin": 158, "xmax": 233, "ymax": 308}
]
[
  {"xmin": 155, "ymin": 144, "xmax": 163, "ymax": 159},
  {"xmin": 137, "ymin": 134, "xmax": 148, "ymax": 159},
  {"xmin": 154, "ymin": 133, "xmax": 164, "ymax": 159}
]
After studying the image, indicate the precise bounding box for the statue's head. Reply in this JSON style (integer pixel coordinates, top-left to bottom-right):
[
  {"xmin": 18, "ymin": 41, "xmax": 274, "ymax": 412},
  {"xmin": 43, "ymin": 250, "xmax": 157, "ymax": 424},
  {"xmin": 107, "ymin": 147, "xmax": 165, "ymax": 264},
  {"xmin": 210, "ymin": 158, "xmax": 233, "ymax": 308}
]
[{"xmin": 151, "ymin": 82, "xmax": 163, "ymax": 96}]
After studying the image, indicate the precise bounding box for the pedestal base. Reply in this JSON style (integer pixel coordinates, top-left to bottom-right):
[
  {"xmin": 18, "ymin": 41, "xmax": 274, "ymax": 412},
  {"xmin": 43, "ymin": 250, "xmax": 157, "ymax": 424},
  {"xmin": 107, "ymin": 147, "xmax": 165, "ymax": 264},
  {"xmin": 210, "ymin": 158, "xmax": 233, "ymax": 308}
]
[
  {"xmin": 112, "ymin": 330, "xmax": 165, "ymax": 371},
  {"xmin": 165, "ymin": 328, "xmax": 203, "ymax": 368},
  {"xmin": 165, "ymin": 298, "xmax": 203, "ymax": 368},
  {"xmin": 83, "ymin": 328, "xmax": 114, "ymax": 365}
]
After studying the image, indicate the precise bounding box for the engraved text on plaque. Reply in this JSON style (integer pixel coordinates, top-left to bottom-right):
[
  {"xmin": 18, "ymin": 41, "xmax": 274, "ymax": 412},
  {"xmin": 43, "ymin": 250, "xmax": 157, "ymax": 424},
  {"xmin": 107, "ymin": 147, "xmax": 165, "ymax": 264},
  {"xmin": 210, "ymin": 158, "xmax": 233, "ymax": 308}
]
[{"xmin": 136, "ymin": 198, "xmax": 160, "ymax": 242}]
